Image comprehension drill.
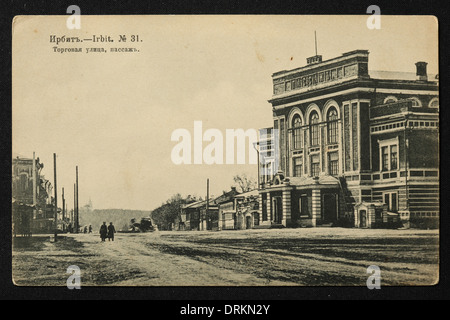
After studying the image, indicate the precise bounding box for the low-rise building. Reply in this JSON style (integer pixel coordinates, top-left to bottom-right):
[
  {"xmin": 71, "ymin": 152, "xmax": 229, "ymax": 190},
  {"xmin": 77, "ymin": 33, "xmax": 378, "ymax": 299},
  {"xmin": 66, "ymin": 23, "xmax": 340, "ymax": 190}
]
[
  {"xmin": 234, "ymin": 189, "xmax": 260, "ymax": 229},
  {"xmin": 180, "ymin": 188, "xmax": 241, "ymax": 231},
  {"xmin": 12, "ymin": 155, "xmax": 56, "ymax": 234}
]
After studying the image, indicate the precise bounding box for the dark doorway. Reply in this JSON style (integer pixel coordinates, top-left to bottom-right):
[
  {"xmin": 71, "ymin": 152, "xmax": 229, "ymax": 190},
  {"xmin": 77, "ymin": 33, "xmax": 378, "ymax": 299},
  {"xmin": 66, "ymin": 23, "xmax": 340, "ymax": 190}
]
[
  {"xmin": 300, "ymin": 195, "xmax": 309, "ymax": 216},
  {"xmin": 253, "ymin": 212, "xmax": 260, "ymax": 226},
  {"xmin": 246, "ymin": 216, "xmax": 252, "ymax": 229},
  {"xmin": 360, "ymin": 210, "xmax": 367, "ymax": 228},
  {"xmin": 323, "ymin": 193, "xmax": 338, "ymax": 223},
  {"xmin": 272, "ymin": 197, "xmax": 283, "ymax": 224}
]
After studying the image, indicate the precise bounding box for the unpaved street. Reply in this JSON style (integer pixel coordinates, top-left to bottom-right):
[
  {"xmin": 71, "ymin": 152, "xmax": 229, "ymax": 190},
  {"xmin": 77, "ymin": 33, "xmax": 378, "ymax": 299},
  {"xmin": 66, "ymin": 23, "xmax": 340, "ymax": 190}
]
[{"xmin": 12, "ymin": 228, "xmax": 439, "ymax": 286}]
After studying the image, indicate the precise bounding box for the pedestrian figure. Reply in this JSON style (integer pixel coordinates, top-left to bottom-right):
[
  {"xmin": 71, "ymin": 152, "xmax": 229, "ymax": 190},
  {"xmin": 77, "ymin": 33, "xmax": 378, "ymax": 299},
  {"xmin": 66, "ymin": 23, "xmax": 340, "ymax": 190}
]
[
  {"xmin": 88, "ymin": 225, "xmax": 92, "ymax": 233},
  {"xmin": 84, "ymin": 226, "xmax": 88, "ymax": 234},
  {"xmin": 107, "ymin": 222, "xmax": 116, "ymax": 241},
  {"xmin": 100, "ymin": 222, "xmax": 108, "ymax": 242}
]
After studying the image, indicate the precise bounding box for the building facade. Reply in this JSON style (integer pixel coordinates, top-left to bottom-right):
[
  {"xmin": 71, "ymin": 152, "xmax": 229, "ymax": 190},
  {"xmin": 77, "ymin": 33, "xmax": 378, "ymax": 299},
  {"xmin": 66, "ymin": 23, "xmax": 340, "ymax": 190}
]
[
  {"xmin": 234, "ymin": 190, "xmax": 260, "ymax": 229},
  {"xmin": 217, "ymin": 189, "xmax": 260, "ymax": 230},
  {"xmin": 258, "ymin": 50, "xmax": 439, "ymax": 228},
  {"xmin": 12, "ymin": 156, "xmax": 56, "ymax": 234}
]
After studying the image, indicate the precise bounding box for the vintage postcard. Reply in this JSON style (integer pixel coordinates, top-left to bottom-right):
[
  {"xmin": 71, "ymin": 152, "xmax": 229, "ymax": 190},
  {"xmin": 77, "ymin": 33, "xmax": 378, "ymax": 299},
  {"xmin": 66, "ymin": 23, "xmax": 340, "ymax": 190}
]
[{"xmin": 12, "ymin": 14, "xmax": 439, "ymax": 288}]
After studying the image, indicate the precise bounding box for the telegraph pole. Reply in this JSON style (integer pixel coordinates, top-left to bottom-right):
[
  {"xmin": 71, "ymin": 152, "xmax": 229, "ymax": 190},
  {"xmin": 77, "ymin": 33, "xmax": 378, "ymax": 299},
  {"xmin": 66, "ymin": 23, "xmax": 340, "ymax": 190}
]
[
  {"xmin": 205, "ymin": 178, "xmax": 209, "ymax": 231},
  {"xmin": 76, "ymin": 166, "xmax": 79, "ymax": 233},
  {"xmin": 32, "ymin": 152, "xmax": 37, "ymax": 235},
  {"xmin": 74, "ymin": 183, "xmax": 77, "ymax": 233},
  {"xmin": 62, "ymin": 187, "xmax": 65, "ymax": 232},
  {"xmin": 53, "ymin": 153, "xmax": 58, "ymax": 242},
  {"xmin": 32, "ymin": 152, "xmax": 37, "ymax": 219}
]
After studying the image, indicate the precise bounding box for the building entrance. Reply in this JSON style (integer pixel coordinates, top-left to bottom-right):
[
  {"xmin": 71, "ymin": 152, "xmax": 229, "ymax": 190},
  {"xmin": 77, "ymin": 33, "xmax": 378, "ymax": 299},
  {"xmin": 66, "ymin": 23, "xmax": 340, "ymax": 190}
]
[
  {"xmin": 323, "ymin": 193, "xmax": 338, "ymax": 223},
  {"xmin": 272, "ymin": 197, "xmax": 282, "ymax": 224}
]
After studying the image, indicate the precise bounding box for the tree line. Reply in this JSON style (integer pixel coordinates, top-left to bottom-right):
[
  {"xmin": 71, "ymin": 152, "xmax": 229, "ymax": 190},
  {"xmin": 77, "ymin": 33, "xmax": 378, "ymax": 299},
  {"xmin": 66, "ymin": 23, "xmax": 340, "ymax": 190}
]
[
  {"xmin": 150, "ymin": 174, "xmax": 256, "ymax": 230},
  {"xmin": 78, "ymin": 174, "xmax": 256, "ymax": 232}
]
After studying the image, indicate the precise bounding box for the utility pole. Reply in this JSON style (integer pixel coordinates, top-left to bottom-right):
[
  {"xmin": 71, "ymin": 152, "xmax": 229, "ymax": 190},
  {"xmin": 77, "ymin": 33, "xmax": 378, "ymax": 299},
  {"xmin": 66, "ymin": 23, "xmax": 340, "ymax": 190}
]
[
  {"xmin": 404, "ymin": 117, "xmax": 410, "ymax": 211},
  {"xmin": 253, "ymin": 141, "xmax": 261, "ymax": 189},
  {"xmin": 76, "ymin": 166, "xmax": 79, "ymax": 233},
  {"xmin": 62, "ymin": 187, "xmax": 65, "ymax": 232},
  {"xmin": 31, "ymin": 152, "xmax": 37, "ymax": 235},
  {"xmin": 206, "ymin": 178, "xmax": 209, "ymax": 231},
  {"xmin": 74, "ymin": 183, "xmax": 77, "ymax": 233},
  {"xmin": 53, "ymin": 153, "xmax": 58, "ymax": 242},
  {"xmin": 32, "ymin": 152, "xmax": 37, "ymax": 219}
]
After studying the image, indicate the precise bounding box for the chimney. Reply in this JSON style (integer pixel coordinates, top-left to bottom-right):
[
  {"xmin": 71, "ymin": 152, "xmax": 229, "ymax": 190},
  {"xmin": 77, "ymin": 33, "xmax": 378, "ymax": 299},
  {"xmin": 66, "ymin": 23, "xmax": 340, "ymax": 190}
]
[{"xmin": 415, "ymin": 62, "xmax": 428, "ymax": 81}]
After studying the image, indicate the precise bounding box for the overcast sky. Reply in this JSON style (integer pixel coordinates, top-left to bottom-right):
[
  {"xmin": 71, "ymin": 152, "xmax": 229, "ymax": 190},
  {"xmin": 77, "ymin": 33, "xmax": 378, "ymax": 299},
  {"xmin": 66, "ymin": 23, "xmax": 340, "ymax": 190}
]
[{"xmin": 12, "ymin": 15, "xmax": 438, "ymax": 210}]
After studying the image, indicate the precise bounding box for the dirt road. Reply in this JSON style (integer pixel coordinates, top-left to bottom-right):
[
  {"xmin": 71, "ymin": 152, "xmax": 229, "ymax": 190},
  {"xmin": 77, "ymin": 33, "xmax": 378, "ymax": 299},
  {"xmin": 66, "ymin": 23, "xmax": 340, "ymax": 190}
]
[{"xmin": 12, "ymin": 228, "xmax": 439, "ymax": 286}]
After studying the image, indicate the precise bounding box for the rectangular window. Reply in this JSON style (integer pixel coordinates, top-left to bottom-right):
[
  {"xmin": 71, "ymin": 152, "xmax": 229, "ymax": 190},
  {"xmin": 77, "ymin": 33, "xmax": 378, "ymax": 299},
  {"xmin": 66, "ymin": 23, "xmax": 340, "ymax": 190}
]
[
  {"xmin": 266, "ymin": 162, "xmax": 272, "ymax": 182},
  {"xmin": 352, "ymin": 103, "xmax": 359, "ymax": 170},
  {"xmin": 328, "ymin": 120, "xmax": 338, "ymax": 144},
  {"xmin": 19, "ymin": 174, "xmax": 28, "ymax": 193},
  {"xmin": 280, "ymin": 119, "xmax": 285, "ymax": 173},
  {"xmin": 379, "ymin": 139, "xmax": 399, "ymax": 173},
  {"xmin": 294, "ymin": 157, "xmax": 303, "ymax": 177},
  {"xmin": 384, "ymin": 192, "xmax": 398, "ymax": 213},
  {"xmin": 381, "ymin": 146, "xmax": 389, "ymax": 171},
  {"xmin": 390, "ymin": 145, "xmax": 398, "ymax": 170},
  {"xmin": 391, "ymin": 193, "xmax": 397, "ymax": 212},
  {"xmin": 331, "ymin": 69, "xmax": 337, "ymax": 79},
  {"xmin": 375, "ymin": 209, "xmax": 382, "ymax": 220},
  {"xmin": 328, "ymin": 152, "xmax": 339, "ymax": 176},
  {"xmin": 311, "ymin": 155, "xmax": 320, "ymax": 177},
  {"xmin": 293, "ymin": 128, "xmax": 302, "ymax": 150},
  {"xmin": 262, "ymin": 195, "xmax": 267, "ymax": 221},
  {"xmin": 310, "ymin": 124, "xmax": 320, "ymax": 146},
  {"xmin": 384, "ymin": 193, "xmax": 389, "ymax": 206},
  {"xmin": 344, "ymin": 104, "xmax": 351, "ymax": 171}
]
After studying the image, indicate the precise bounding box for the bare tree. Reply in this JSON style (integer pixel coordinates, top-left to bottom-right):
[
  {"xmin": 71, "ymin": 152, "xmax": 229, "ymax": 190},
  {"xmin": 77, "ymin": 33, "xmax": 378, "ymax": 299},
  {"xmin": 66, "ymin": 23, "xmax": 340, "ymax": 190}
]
[{"xmin": 233, "ymin": 173, "xmax": 257, "ymax": 193}]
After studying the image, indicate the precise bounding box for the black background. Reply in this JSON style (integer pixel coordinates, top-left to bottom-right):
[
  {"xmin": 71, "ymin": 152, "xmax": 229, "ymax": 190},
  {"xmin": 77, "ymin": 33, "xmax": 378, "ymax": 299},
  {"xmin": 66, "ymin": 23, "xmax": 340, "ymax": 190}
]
[{"xmin": 0, "ymin": 0, "xmax": 448, "ymax": 307}]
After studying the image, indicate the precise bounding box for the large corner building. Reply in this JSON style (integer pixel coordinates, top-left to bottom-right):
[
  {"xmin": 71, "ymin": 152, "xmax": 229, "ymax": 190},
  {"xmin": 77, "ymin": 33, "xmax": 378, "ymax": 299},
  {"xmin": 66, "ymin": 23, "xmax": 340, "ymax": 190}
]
[{"xmin": 258, "ymin": 50, "xmax": 439, "ymax": 229}]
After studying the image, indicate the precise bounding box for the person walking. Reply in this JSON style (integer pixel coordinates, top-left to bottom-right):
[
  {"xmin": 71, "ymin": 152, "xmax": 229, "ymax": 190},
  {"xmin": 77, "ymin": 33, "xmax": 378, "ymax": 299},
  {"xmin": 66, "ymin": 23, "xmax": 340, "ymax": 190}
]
[
  {"xmin": 88, "ymin": 225, "xmax": 92, "ymax": 233},
  {"xmin": 99, "ymin": 222, "xmax": 108, "ymax": 242},
  {"xmin": 107, "ymin": 222, "xmax": 116, "ymax": 241}
]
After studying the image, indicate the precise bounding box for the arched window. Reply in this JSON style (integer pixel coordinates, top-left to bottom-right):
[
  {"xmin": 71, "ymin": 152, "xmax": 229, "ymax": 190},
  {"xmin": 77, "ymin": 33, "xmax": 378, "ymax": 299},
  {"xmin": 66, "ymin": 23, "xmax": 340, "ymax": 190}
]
[
  {"xmin": 310, "ymin": 112, "xmax": 320, "ymax": 146},
  {"xmin": 429, "ymin": 98, "xmax": 439, "ymax": 108},
  {"xmin": 292, "ymin": 115, "xmax": 302, "ymax": 150},
  {"xmin": 409, "ymin": 97, "xmax": 422, "ymax": 108},
  {"xmin": 383, "ymin": 96, "xmax": 398, "ymax": 104},
  {"xmin": 327, "ymin": 108, "xmax": 338, "ymax": 144}
]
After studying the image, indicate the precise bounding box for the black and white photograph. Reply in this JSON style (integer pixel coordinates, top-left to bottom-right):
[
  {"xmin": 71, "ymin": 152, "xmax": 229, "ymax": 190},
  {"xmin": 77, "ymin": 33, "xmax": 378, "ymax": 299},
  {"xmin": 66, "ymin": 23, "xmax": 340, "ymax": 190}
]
[{"xmin": 10, "ymin": 13, "xmax": 440, "ymax": 291}]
